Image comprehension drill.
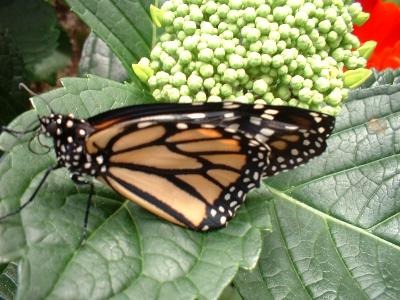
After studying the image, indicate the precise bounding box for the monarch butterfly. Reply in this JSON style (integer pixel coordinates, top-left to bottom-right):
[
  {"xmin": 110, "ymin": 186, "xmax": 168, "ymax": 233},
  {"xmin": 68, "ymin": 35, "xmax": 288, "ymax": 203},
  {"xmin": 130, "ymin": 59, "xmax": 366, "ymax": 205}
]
[{"xmin": 0, "ymin": 99, "xmax": 335, "ymax": 236}]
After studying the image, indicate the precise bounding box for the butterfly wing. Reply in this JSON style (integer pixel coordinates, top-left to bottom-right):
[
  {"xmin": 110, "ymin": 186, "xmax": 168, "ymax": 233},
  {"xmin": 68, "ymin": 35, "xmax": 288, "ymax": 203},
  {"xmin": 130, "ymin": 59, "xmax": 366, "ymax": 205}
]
[{"xmin": 85, "ymin": 102, "xmax": 334, "ymax": 230}]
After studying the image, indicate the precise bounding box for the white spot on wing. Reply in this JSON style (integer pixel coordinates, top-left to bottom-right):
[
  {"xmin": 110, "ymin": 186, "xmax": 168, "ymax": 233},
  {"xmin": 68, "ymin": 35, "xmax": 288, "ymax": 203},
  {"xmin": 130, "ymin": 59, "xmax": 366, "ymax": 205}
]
[
  {"xmin": 187, "ymin": 113, "xmax": 206, "ymax": 119},
  {"xmin": 137, "ymin": 121, "xmax": 154, "ymax": 128},
  {"xmin": 264, "ymin": 109, "xmax": 279, "ymax": 115},
  {"xmin": 260, "ymin": 128, "xmax": 275, "ymax": 136},
  {"xmin": 177, "ymin": 123, "xmax": 188, "ymax": 129},
  {"xmin": 261, "ymin": 114, "xmax": 274, "ymax": 120}
]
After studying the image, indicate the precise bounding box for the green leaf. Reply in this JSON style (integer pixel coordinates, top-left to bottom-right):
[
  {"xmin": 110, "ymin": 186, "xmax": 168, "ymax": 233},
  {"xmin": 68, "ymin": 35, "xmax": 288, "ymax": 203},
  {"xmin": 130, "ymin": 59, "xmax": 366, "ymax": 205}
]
[
  {"xmin": 0, "ymin": 262, "xmax": 17, "ymax": 300},
  {"xmin": 65, "ymin": 0, "xmax": 153, "ymax": 82},
  {"xmin": 0, "ymin": 30, "xmax": 29, "ymax": 126},
  {"xmin": 79, "ymin": 32, "xmax": 128, "ymax": 82},
  {"xmin": 0, "ymin": 0, "xmax": 59, "ymax": 68},
  {"xmin": 234, "ymin": 74, "xmax": 400, "ymax": 299},
  {"xmin": 0, "ymin": 76, "xmax": 270, "ymax": 299}
]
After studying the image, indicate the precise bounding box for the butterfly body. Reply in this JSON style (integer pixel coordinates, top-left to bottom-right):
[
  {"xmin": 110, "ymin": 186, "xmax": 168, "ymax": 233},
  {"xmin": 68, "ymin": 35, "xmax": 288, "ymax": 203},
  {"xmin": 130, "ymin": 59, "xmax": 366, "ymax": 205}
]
[
  {"xmin": 39, "ymin": 114, "xmax": 103, "ymax": 182},
  {"xmin": 35, "ymin": 102, "xmax": 334, "ymax": 231}
]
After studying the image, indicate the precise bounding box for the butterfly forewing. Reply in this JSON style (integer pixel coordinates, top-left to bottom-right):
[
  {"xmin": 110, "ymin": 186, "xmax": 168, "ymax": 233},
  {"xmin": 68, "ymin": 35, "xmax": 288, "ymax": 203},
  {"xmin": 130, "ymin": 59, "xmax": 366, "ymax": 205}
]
[{"xmin": 85, "ymin": 102, "xmax": 334, "ymax": 230}]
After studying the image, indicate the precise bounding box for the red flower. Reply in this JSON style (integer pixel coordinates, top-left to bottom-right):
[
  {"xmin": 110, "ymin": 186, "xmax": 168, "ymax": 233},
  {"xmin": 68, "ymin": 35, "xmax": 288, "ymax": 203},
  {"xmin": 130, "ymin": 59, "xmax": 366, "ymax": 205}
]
[{"xmin": 353, "ymin": 0, "xmax": 400, "ymax": 70}]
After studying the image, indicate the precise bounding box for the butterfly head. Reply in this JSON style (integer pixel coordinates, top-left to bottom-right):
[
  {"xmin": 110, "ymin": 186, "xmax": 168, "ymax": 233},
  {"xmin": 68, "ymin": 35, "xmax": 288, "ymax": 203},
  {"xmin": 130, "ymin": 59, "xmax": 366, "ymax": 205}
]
[
  {"xmin": 39, "ymin": 114, "xmax": 97, "ymax": 173},
  {"xmin": 39, "ymin": 114, "xmax": 92, "ymax": 139}
]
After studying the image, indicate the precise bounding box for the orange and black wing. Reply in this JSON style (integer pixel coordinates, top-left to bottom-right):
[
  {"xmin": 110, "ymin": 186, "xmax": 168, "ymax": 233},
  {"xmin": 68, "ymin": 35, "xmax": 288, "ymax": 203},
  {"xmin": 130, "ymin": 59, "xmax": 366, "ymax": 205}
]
[{"xmin": 85, "ymin": 102, "xmax": 334, "ymax": 230}]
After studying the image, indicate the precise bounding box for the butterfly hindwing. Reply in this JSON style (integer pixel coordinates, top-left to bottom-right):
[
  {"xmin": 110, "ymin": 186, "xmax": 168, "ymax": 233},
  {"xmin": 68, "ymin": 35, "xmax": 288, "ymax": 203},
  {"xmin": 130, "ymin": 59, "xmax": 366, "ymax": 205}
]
[{"xmin": 85, "ymin": 102, "xmax": 334, "ymax": 230}]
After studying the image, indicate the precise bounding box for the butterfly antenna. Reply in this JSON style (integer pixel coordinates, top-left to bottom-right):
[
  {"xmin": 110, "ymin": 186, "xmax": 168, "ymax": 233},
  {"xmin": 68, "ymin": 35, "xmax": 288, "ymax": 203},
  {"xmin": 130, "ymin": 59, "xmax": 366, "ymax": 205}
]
[
  {"xmin": 19, "ymin": 83, "xmax": 55, "ymax": 114},
  {"xmin": 37, "ymin": 134, "xmax": 51, "ymax": 154},
  {"xmin": 0, "ymin": 124, "xmax": 39, "ymax": 137},
  {"xmin": 0, "ymin": 165, "xmax": 59, "ymax": 222},
  {"xmin": 27, "ymin": 130, "xmax": 51, "ymax": 155},
  {"xmin": 28, "ymin": 132, "xmax": 45, "ymax": 155}
]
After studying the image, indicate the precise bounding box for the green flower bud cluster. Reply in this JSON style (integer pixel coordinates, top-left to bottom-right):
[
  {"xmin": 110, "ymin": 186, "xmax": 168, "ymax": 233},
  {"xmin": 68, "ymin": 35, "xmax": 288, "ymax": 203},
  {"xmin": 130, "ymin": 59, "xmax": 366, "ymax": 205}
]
[{"xmin": 140, "ymin": 0, "xmax": 370, "ymax": 115}]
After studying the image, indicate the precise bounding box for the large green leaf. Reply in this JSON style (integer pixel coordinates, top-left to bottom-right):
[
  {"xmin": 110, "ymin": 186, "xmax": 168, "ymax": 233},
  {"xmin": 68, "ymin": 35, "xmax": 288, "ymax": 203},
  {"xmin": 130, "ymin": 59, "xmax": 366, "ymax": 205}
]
[
  {"xmin": 0, "ymin": 30, "xmax": 29, "ymax": 125},
  {"xmin": 65, "ymin": 0, "xmax": 153, "ymax": 82},
  {"xmin": 0, "ymin": 0, "xmax": 59, "ymax": 68},
  {"xmin": 79, "ymin": 32, "xmax": 128, "ymax": 82},
  {"xmin": 0, "ymin": 263, "xmax": 17, "ymax": 300},
  {"xmin": 234, "ymin": 72, "xmax": 400, "ymax": 299},
  {"xmin": 0, "ymin": 76, "xmax": 270, "ymax": 300}
]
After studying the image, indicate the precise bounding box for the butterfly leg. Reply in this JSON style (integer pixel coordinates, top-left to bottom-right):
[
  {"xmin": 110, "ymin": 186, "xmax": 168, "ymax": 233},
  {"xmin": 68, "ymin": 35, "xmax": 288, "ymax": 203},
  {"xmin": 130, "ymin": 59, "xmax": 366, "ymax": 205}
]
[
  {"xmin": 70, "ymin": 174, "xmax": 94, "ymax": 245},
  {"xmin": 80, "ymin": 183, "xmax": 94, "ymax": 245},
  {"xmin": 0, "ymin": 165, "xmax": 59, "ymax": 221}
]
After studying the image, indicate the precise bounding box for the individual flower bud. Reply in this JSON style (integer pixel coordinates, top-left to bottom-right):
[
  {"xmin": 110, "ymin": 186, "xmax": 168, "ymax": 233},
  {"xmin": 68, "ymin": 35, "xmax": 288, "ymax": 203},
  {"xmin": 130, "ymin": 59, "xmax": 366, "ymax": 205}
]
[
  {"xmin": 223, "ymin": 40, "xmax": 236, "ymax": 53},
  {"xmin": 222, "ymin": 68, "xmax": 238, "ymax": 83},
  {"xmin": 315, "ymin": 77, "xmax": 330, "ymax": 92},
  {"xmin": 179, "ymin": 96, "xmax": 193, "ymax": 103},
  {"xmin": 277, "ymin": 85, "xmax": 291, "ymax": 100},
  {"xmin": 148, "ymin": 75, "xmax": 158, "ymax": 89},
  {"xmin": 198, "ymin": 48, "xmax": 214, "ymax": 62},
  {"xmin": 256, "ymin": 18, "xmax": 270, "ymax": 34},
  {"xmin": 199, "ymin": 64, "xmax": 214, "ymax": 77},
  {"xmin": 256, "ymin": 4, "xmax": 271, "ymax": 17},
  {"xmin": 246, "ymin": 28, "xmax": 261, "ymax": 42},
  {"xmin": 180, "ymin": 85, "xmax": 190, "ymax": 96},
  {"xmin": 208, "ymin": 95, "xmax": 222, "ymax": 102},
  {"xmin": 343, "ymin": 68, "xmax": 372, "ymax": 89},
  {"xmin": 358, "ymin": 41, "xmax": 377, "ymax": 60},
  {"xmin": 178, "ymin": 50, "xmax": 193, "ymax": 65},
  {"xmin": 221, "ymin": 83, "xmax": 233, "ymax": 97},
  {"xmin": 195, "ymin": 91, "xmax": 207, "ymax": 102},
  {"xmin": 155, "ymin": 71, "xmax": 170, "ymax": 86},
  {"xmin": 297, "ymin": 102, "xmax": 309, "ymax": 109},
  {"xmin": 287, "ymin": 0, "xmax": 303, "ymax": 10},
  {"xmin": 171, "ymin": 72, "xmax": 187, "ymax": 87},
  {"xmin": 183, "ymin": 35, "xmax": 199, "ymax": 51},
  {"xmin": 190, "ymin": 7, "xmax": 203, "ymax": 22},
  {"xmin": 288, "ymin": 98, "xmax": 299, "ymax": 107},
  {"xmin": 253, "ymin": 79, "xmax": 269, "ymax": 95},
  {"xmin": 325, "ymin": 87, "xmax": 343, "ymax": 105},
  {"xmin": 298, "ymin": 87, "xmax": 313, "ymax": 103},
  {"xmin": 204, "ymin": 1, "xmax": 218, "ymax": 14},
  {"xmin": 153, "ymin": 89, "xmax": 162, "ymax": 101},
  {"xmin": 188, "ymin": 73, "xmax": 203, "ymax": 91},
  {"xmin": 217, "ymin": 4, "xmax": 230, "ymax": 18},
  {"xmin": 295, "ymin": 10, "xmax": 308, "ymax": 26},
  {"xmin": 318, "ymin": 20, "xmax": 331, "ymax": 33},
  {"xmin": 167, "ymin": 87, "xmax": 180, "ymax": 102},
  {"xmin": 183, "ymin": 21, "xmax": 197, "ymax": 35},
  {"xmin": 132, "ymin": 63, "xmax": 154, "ymax": 83},
  {"xmin": 262, "ymin": 92, "xmax": 274, "ymax": 103},
  {"xmin": 228, "ymin": 54, "xmax": 245, "ymax": 69},
  {"xmin": 150, "ymin": 4, "xmax": 165, "ymax": 27},
  {"xmin": 210, "ymin": 84, "xmax": 221, "ymax": 96},
  {"xmin": 247, "ymin": 52, "xmax": 262, "ymax": 67},
  {"xmin": 333, "ymin": 18, "xmax": 347, "ymax": 34},
  {"xmin": 217, "ymin": 63, "xmax": 228, "ymax": 74},
  {"xmin": 214, "ymin": 47, "xmax": 226, "ymax": 59},
  {"xmin": 273, "ymin": 5, "xmax": 292, "ymax": 22},
  {"xmin": 204, "ymin": 78, "xmax": 216, "ymax": 90},
  {"xmin": 297, "ymin": 35, "xmax": 313, "ymax": 51},
  {"xmin": 290, "ymin": 75, "xmax": 304, "ymax": 90},
  {"xmin": 271, "ymin": 98, "xmax": 286, "ymax": 106},
  {"xmin": 348, "ymin": 2, "xmax": 362, "ymax": 17},
  {"xmin": 262, "ymin": 40, "xmax": 278, "ymax": 56},
  {"xmin": 311, "ymin": 91, "xmax": 324, "ymax": 104},
  {"xmin": 271, "ymin": 54, "xmax": 284, "ymax": 68},
  {"xmin": 353, "ymin": 12, "xmax": 370, "ymax": 26}
]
